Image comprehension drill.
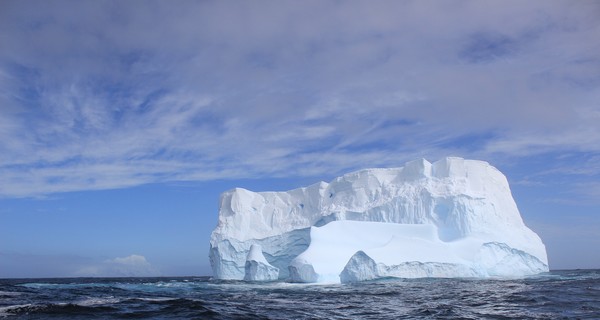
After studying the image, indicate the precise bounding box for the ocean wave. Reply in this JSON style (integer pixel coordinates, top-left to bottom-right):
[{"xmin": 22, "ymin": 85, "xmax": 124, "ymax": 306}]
[
  {"xmin": 0, "ymin": 291, "xmax": 22, "ymax": 297},
  {"xmin": 76, "ymin": 296, "xmax": 121, "ymax": 307},
  {"xmin": 0, "ymin": 304, "xmax": 32, "ymax": 318},
  {"xmin": 0, "ymin": 302, "xmax": 119, "ymax": 318},
  {"xmin": 1, "ymin": 271, "xmax": 599, "ymax": 319},
  {"xmin": 130, "ymin": 297, "xmax": 179, "ymax": 302}
]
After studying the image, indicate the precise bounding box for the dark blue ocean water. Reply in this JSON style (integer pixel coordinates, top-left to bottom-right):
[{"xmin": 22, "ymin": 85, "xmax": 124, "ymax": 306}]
[{"xmin": 1, "ymin": 270, "xmax": 599, "ymax": 319}]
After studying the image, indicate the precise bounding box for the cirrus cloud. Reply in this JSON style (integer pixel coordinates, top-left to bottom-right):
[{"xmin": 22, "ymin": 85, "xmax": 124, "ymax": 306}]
[{"xmin": 0, "ymin": 0, "xmax": 598, "ymax": 198}]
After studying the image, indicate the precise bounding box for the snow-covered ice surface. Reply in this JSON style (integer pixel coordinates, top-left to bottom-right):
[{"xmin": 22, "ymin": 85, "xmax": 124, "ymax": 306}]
[{"xmin": 210, "ymin": 157, "xmax": 548, "ymax": 283}]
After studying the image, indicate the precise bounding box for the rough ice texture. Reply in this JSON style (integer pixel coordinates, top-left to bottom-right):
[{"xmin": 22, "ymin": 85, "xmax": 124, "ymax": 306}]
[
  {"xmin": 209, "ymin": 157, "xmax": 549, "ymax": 283},
  {"xmin": 244, "ymin": 244, "xmax": 279, "ymax": 281}
]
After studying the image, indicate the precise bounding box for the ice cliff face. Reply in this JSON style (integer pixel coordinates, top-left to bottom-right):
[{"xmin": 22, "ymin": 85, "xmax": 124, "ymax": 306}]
[{"xmin": 209, "ymin": 157, "xmax": 549, "ymax": 283}]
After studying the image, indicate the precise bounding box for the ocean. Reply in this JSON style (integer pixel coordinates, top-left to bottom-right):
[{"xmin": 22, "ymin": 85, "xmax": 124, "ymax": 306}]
[{"xmin": 1, "ymin": 270, "xmax": 598, "ymax": 319}]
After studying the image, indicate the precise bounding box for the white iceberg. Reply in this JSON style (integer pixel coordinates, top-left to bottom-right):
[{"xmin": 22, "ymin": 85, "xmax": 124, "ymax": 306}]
[
  {"xmin": 209, "ymin": 157, "xmax": 548, "ymax": 283},
  {"xmin": 244, "ymin": 244, "xmax": 279, "ymax": 281}
]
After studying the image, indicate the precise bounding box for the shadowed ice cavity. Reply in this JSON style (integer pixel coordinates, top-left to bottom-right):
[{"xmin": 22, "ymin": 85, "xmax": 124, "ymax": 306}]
[
  {"xmin": 315, "ymin": 195, "xmax": 469, "ymax": 242},
  {"xmin": 210, "ymin": 228, "xmax": 310, "ymax": 280}
]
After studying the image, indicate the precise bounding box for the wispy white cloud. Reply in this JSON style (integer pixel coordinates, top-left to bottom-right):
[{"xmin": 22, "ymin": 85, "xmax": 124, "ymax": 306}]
[{"xmin": 0, "ymin": 1, "xmax": 599, "ymax": 197}]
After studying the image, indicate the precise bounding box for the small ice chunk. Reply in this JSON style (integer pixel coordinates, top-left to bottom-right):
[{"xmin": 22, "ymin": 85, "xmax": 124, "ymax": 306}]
[
  {"xmin": 244, "ymin": 244, "xmax": 279, "ymax": 281},
  {"xmin": 339, "ymin": 251, "xmax": 379, "ymax": 283}
]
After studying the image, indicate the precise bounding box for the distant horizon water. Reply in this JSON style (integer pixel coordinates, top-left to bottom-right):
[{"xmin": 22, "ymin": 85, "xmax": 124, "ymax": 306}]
[{"xmin": 1, "ymin": 267, "xmax": 595, "ymax": 280}]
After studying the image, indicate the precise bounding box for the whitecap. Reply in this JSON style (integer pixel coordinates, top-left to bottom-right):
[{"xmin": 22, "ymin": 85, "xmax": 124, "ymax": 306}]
[
  {"xmin": 135, "ymin": 297, "xmax": 178, "ymax": 302},
  {"xmin": 0, "ymin": 304, "xmax": 32, "ymax": 317},
  {"xmin": 76, "ymin": 297, "xmax": 120, "ymax": 307}
]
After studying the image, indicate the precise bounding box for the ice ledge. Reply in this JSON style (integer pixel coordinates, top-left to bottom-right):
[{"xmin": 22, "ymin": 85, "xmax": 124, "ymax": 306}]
[
  {"xmin": 339, "ymin": 242, "xmax": 549, "ymax": 283},
  {"xmin": 288, "ymin": 220, "xmax": 549, "ymax": 283}
]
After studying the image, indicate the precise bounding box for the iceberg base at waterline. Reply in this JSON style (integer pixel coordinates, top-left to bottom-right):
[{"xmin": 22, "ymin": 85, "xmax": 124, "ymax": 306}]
[
  {"xmin": 244, "ymin": 244, "xmax": 279, "ymax": 281},
  {"xmin": 289, "ymin": 220, "xmax": 548, "ymax": 283},
  {"xmin": 209, "ymin": 157, "xmax": 549, "ymax": 283}
]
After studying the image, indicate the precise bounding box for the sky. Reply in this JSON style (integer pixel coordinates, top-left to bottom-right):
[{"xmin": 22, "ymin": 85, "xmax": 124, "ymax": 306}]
[{"xmin": 1, "ymin": 0, "xmax": 599, "ymax": 278}]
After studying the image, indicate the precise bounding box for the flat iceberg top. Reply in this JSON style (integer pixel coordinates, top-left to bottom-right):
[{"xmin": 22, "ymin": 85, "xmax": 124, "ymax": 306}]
[
  {"xmin": 209, "ymin": 157, "xmax": 549, "ymax": 281},
  {"xmin": 217, "ymin": 158, "xmax": 517, "ymax": 239}
]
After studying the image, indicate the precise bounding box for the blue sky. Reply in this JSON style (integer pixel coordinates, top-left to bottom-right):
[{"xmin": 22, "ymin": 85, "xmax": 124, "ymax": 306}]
[{"xmin": 1, "ymin": 0, "xmax": 599, "ymax": 277}]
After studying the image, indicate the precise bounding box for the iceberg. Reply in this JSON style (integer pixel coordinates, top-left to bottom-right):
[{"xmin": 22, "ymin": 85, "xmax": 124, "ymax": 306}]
[
  {"xmin": 209, "ymin": 157, "xmax": 549, "ymax": 283},
  {"xmin": 244, "ymin": 244, "xmax": 279, "ymax": 281}
]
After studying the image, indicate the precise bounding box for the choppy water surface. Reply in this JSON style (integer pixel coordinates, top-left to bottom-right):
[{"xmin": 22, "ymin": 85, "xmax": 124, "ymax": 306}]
[{"xmin": 1, "ymin": 270, "xmax": 599, "ymax": 319}]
